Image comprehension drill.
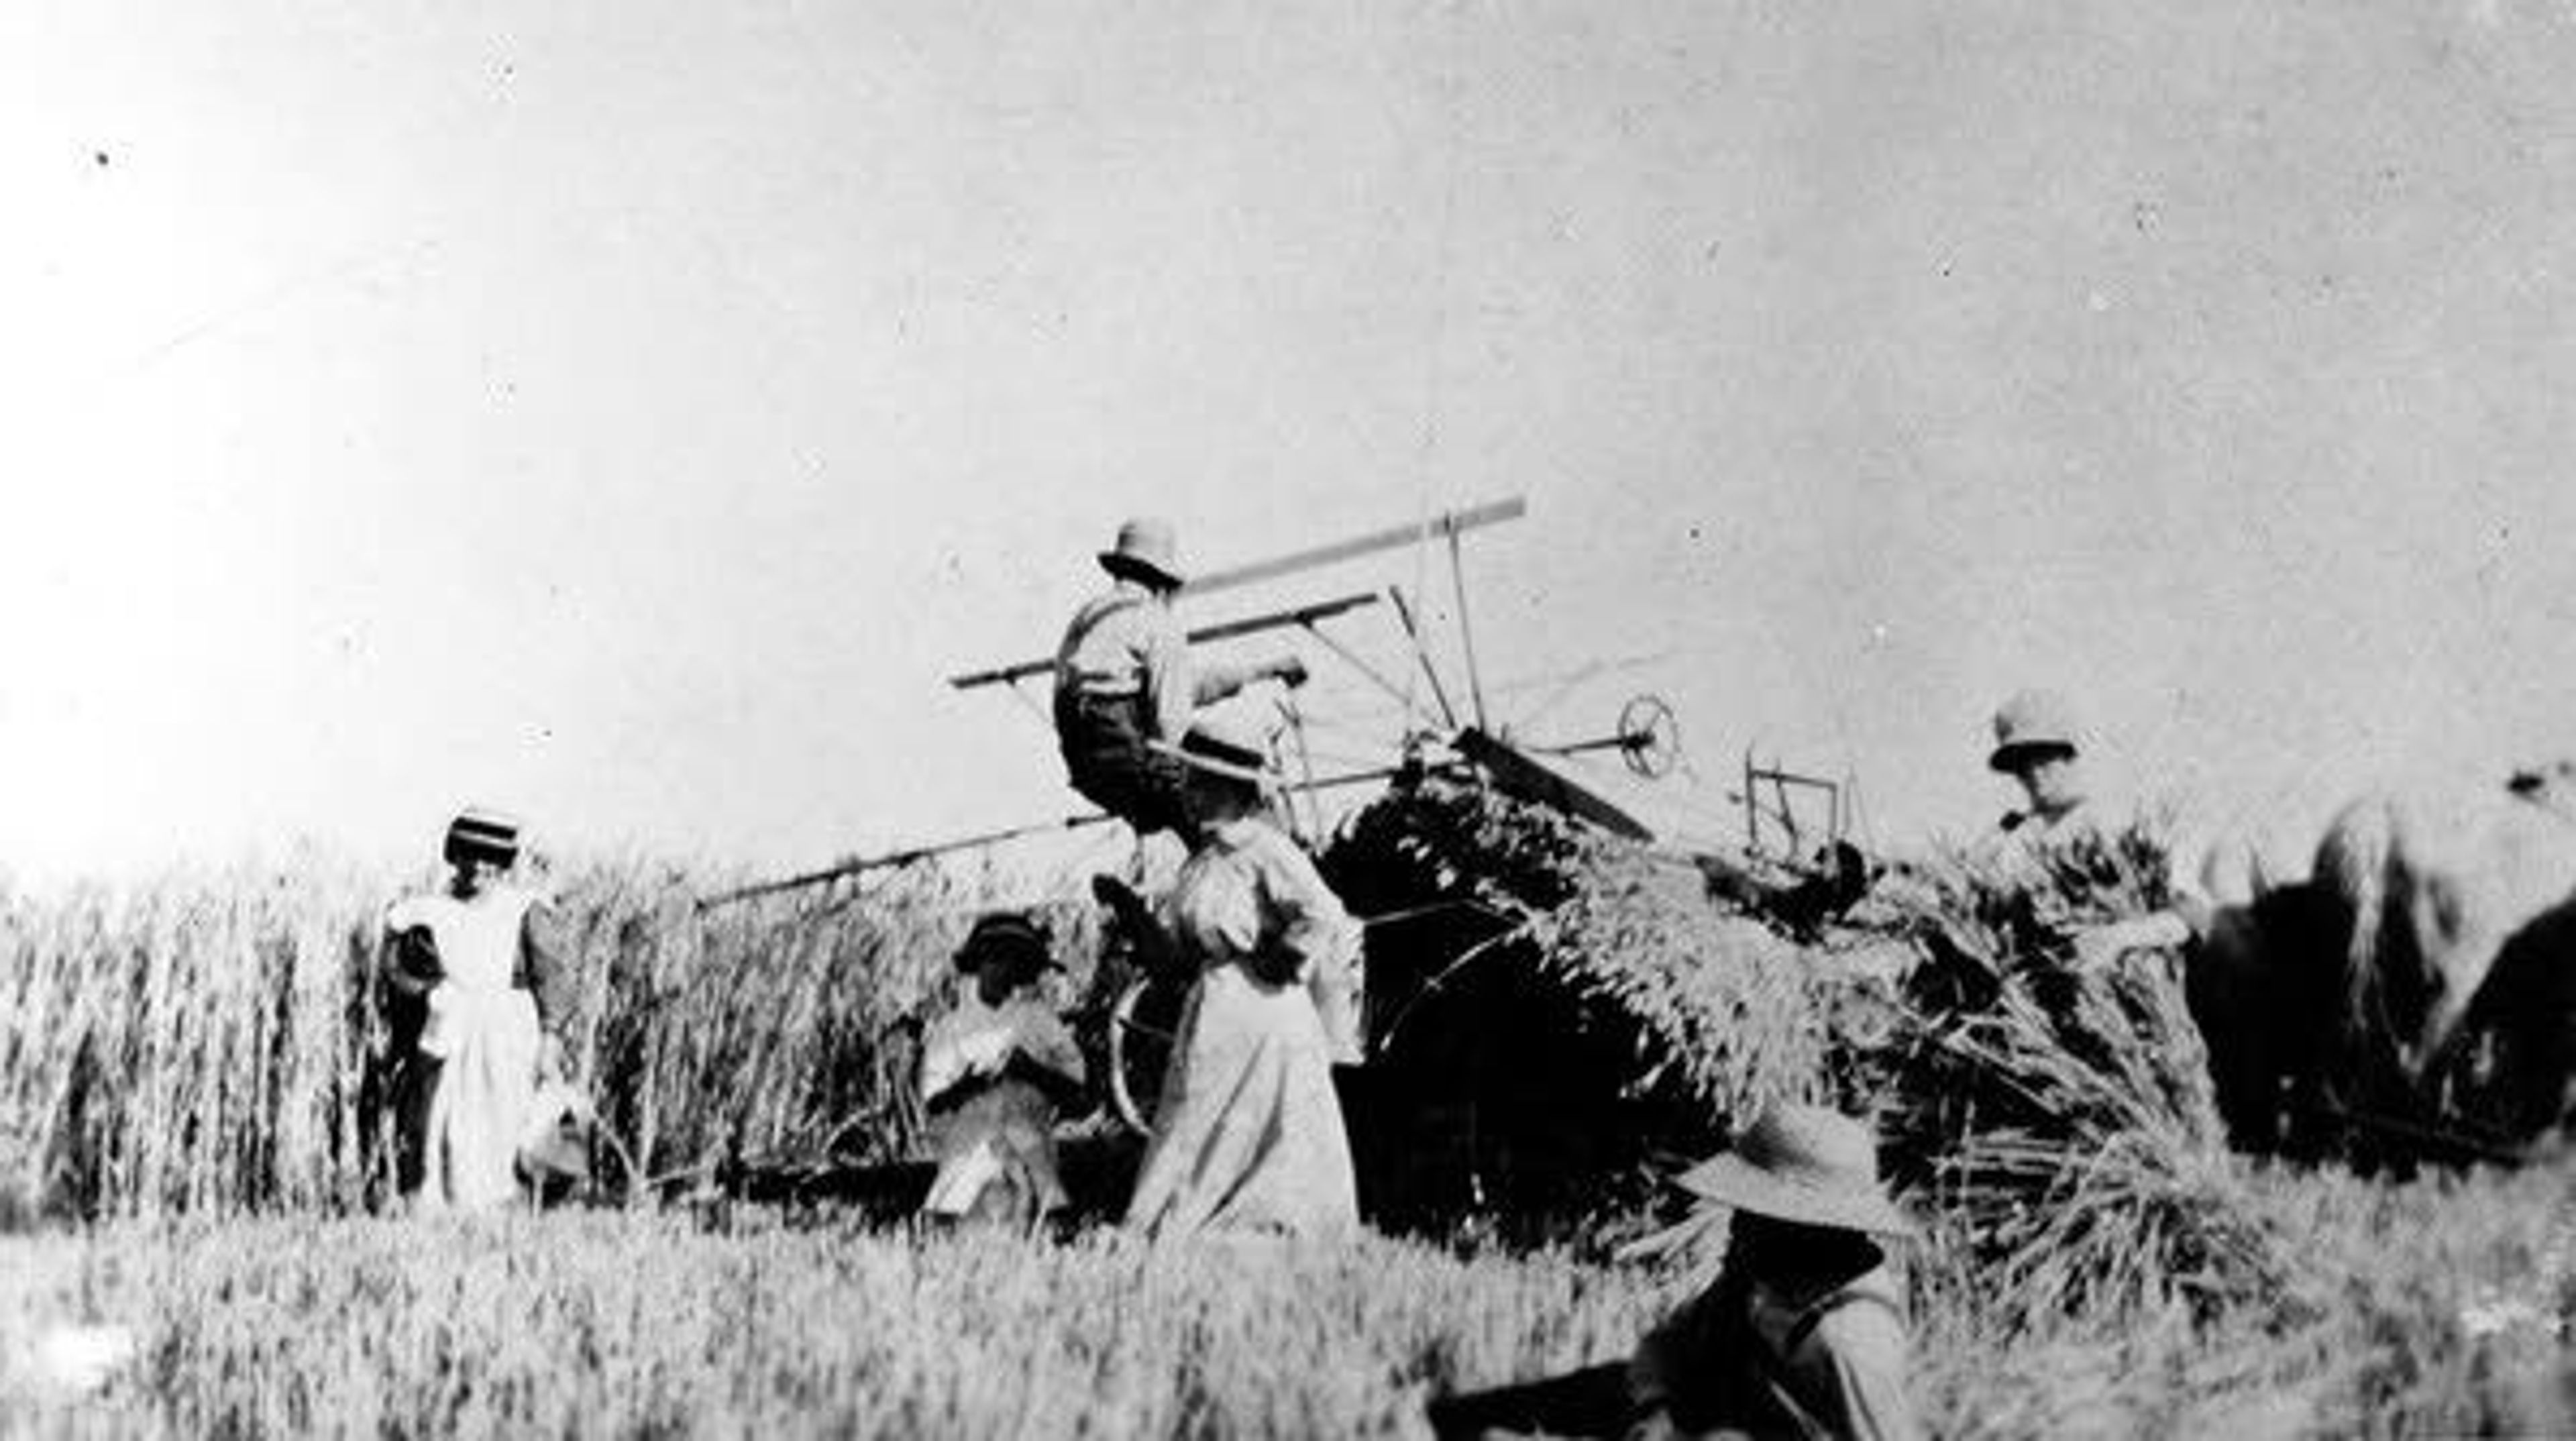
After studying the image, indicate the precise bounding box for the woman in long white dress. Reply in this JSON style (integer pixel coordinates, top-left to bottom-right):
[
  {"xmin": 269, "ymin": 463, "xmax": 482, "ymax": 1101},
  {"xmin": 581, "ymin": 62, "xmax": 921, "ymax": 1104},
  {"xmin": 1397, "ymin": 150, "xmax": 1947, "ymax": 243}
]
[
  {"xmin": 1123, "ymin": 710, "xmax": 1364, "ymax": 1239},
  {"xmin": 380, "ymin": 808, "xmax": 574, "ymax": 1212}
]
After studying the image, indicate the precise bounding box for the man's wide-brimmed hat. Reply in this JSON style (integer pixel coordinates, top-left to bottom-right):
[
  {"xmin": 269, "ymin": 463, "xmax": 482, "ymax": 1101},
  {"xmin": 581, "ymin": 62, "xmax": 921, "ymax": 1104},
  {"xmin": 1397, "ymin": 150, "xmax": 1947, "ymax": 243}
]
[
  {"xmin": 443, "ymin": 807, "xmax": 523, "ymax": 868},
  {"xmin": 1988, "ymin": 688, "xmax": 2082, "ymax": 773},
  {"xmin": 1098, "ymin": 517, "xmax": 1185, "ymax": 591},
  {"xmin": 1159, "ymin": 708, "xmax": 1279, "ymax": 788},
  {"xmin": 954, "ymin": 910, "xmax": 1058, "ymax": 973},
  {"xmin": 1676, "ymin": 1102, "xmax": 1915, "ymax": 1238}
]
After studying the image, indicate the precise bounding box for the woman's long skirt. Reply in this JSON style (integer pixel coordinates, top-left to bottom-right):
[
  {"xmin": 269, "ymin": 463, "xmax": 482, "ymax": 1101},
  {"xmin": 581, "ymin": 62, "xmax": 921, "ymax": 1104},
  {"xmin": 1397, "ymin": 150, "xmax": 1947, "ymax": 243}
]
[{"xmin": 1124, "ymin": 964, "xmax": 1357, "ymax": 1238}]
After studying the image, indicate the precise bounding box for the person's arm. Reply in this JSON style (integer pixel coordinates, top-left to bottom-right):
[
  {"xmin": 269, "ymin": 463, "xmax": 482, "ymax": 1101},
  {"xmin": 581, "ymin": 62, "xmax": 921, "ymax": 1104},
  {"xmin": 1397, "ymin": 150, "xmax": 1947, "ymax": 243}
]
[
  {"xmin": 996, "ymin": 1002, "xmax": 1087, "ymax": 1107},
  {"xmin": 1806, "ymin": 1304, "xmax": 1923, "ymax": 1441},
  {"xmin": 1256, "ymin": 837, "xmax": 1366, "ymax": 1059},
  {"xmin": 1627, "ymin": 1281, "xmax": 1728, "ymax": 1429},
  {"xmin": 2067, "ymin": 894, "xmax": 2212, "ymax": 971},
  {"xmin": 1289, "ymin": 847, "xmax": 1366, "ymax": 1061},
  {"xmin": 382, "ymin": 912, "xmax": 442, "ymax": 996},
  {"xmin": 920, "ymin": 1013, "xmax": 986, "ymax": 1110},
  {"xmin": 1142, "ymin": 616, "xmax": 1197, "ymax": 743},
  {"xmin": 1254, "ymin": 835, "xmax": 1356, "ymax": 974},
  {"xmin": 1191, "ymin": 653, "xmax": 1307, "ymax": 707},
  {"xmin": 515, "ymin": 898, "xmax": 578, "ymax": 1059},
  {"xmin": 1095, "ymin": 873, "xmax": 1187, "ymax": 979}
]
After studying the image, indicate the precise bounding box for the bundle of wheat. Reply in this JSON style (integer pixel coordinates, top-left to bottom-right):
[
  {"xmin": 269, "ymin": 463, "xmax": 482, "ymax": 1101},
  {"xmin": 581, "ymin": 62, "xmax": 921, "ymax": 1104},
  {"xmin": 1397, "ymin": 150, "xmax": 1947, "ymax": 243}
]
[
  {"xmin": 1866, "ymin": 816, "xmax": 2307, "ymax": 1324},
  {"xmin": 1320, "ymin": 778, "xmax": 1835, "ymax": 1237}
]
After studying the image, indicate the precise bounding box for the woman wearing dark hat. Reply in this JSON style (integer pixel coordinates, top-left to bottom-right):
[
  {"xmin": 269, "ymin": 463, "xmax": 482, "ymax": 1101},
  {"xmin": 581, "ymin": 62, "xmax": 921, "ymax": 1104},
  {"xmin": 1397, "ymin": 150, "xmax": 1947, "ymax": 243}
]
[
  {"xmin": 1053, "ymin": 517, "xmax": 1309, "ymax": 838},
  {"xmin": 918, "ymin": 912, "xmax": 1087, "ymax": 1229},
  {"xmin": 1122, "ymin": 709, "xmax": 1364, "ymax": 1239},
  {"xmin": 379, "ymin": 808, "xmax": 578, "ymax": 1212},
  {"xmin": 1429, "ymin": 1103, "xmax": 1921, "ymax": 1440}
]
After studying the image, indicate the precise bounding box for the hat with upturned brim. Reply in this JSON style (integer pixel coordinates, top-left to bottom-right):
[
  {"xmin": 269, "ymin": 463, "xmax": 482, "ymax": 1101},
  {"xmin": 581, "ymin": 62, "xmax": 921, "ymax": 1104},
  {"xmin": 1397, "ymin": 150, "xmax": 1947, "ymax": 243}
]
[
  {"xmin": 1988, "ymin": 688, "xmax": 2082, "ymax": 773},
  {"xmin": 1675, "ymin": 1102, "xmax": 1915, "ymax": 1238},
  {"xmin": 954, "ymin": 910, "xmax": 1059, "ymax": 974},
  {"xmin": 1098, "ymin": 517, "xmax": 1186, "ymax": 591}
]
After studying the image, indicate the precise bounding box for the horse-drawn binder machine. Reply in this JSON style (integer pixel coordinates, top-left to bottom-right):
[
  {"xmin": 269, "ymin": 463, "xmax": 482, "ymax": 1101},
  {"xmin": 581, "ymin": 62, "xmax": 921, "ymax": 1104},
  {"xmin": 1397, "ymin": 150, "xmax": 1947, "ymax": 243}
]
[{"xmin": 697, "ymin": 497, "xmax": 1867, "ymax": 1230}]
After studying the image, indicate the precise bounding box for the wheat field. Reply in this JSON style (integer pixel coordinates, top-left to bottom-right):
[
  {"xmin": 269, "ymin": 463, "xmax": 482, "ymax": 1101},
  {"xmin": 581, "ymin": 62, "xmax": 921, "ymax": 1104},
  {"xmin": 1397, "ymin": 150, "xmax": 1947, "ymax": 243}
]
[
  {"xmin": 7, "ymin": 818, "xmax": 2576, "ymax": 1436},
  {"xmin": 5, "ymin": 1169, "xmax": 2575, "ymax": 1439}
]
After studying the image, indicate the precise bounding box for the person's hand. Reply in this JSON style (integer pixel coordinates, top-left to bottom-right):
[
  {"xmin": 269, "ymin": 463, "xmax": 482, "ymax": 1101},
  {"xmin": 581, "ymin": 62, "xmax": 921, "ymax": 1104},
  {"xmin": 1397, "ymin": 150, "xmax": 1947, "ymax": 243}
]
[
  {"xmin": 535, "ymin": 1034, "xmax": 571, "ymax": 1087},
  {"xmin": 2069, "ymin": 925, "xmax": 2130, "ymax": 972},
  {"xmin": 1273, "ymin": 653, "xmax": 1310, "ymax": 688},
  {"xmin": 1621, "ymin": 1404, "xmax": 1682, "ymax": 1441}
]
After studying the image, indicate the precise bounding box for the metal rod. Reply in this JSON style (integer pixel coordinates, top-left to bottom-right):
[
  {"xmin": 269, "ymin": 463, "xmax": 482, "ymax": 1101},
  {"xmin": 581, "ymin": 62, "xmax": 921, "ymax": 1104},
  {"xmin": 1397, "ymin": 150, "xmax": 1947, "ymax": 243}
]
[
  {"xmin": 1744, "ymin": 749, "xmax": 1758, "ymax": 853},
  {"xmin": 1298, "ymin": 764, "xmax": 1412, "ymax": 794},
  {"xmin": 697, "ymin": 812, "xmax": 1120, "ymax": 910},
  {"xmin": 1386, "ymin": 586, "xmax": 1459, "ymax": 731},
  {"xmin": 1447, "ymin": 526, "xmax": 1488, "ymax": 730},
  {"xmin": 1284, "ymin": 698, "xmax": 1324, "ymax": 843},
  {"xmin": 1176, "ymin": 496, "xmax": 1526, "ymax": 599},
  {"xmin": 1536, "ymin": 733, "xmax": 1640, "ymax": 759},
  {"xmin": 1299, "ymin": 621, "xmax": 1436, "ymax": 728},
  {"xmin": 950, "ymin": 591, "xmax": 1380, "ymax": 691},
  {"xmin": 704, "ymin": 761, "xmax": 1424, "ymax": 910}
]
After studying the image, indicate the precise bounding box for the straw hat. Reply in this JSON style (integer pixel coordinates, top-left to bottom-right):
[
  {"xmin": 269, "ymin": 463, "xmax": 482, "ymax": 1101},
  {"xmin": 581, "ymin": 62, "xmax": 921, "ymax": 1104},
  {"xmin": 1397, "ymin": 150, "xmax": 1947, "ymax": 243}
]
[
  {"xmin": 953, "ymin": 911, "xmax": 1058, "ymax": 974},
  {"xmin": 1988, "ymin": 689, "xmax": 2082, "ymax": 773},
  {"xmin": 1159, "ymin": 709, "xmax": 1279, "ymax": 787},
  {"xmin": 1675, "ymin": 1102, "xmax": 1915, "ymax": 1238},
  {"xmin": 1098, "ymin": 517, "xmax": 1185, "ymax": 591},
  {"xmin": 443, "ymin": 806, "xmax": 523, "ymax": 867}
]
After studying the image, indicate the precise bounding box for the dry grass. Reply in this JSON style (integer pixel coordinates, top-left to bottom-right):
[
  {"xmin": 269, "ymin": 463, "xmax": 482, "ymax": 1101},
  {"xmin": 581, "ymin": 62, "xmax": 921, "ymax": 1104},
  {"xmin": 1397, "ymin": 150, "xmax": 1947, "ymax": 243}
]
[
  {"xmin": 1, "ymin": 860, "xmax": 384, "ymax": 1218},
  {"xmin": 1, "ymin": 853, "xmax": 1108, "ymax": 1221},
  {"xmin": 7, "ymin": 1165, "xmax": 2576, "ymax": 1439},
  {"xmin": 11, "ymin": 797, "xmax": 2576, "ymax": 1436},
  {"xmin": 1, "ymin": 1216, "xmax": 1673, "ymax": 1439}
]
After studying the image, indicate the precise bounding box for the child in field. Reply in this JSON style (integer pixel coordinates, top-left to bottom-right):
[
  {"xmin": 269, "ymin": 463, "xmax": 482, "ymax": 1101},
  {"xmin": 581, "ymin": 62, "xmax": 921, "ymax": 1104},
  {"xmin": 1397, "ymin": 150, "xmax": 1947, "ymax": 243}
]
[
  {"xmin": 918, "ymin": 912, "xmax": 1087, "ymax": 1229},
  {"xmin": 1427, "ymin": 1104, "xmax": 1920, "ymax": 1441},
  {"xmin": 380, "ymin": 808, "xmax": 578, "ymax": 1212}
]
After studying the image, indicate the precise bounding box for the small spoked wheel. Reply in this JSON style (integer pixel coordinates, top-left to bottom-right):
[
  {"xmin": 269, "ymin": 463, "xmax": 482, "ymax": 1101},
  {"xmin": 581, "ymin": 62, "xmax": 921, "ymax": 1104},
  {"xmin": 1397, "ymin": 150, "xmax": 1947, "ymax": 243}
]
[{"xmin": 1106, "ymin": 975, "xmax": 1190, "ymax": 1136}]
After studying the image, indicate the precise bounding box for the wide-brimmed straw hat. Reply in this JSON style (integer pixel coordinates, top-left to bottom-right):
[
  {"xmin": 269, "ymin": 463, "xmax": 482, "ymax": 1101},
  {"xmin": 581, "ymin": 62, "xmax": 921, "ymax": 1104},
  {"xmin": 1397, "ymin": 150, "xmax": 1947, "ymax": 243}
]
[
  {"xmin": 1988, "ymin": 689, "xmax": 2082, "ymax": 773},
  {"xmin": 1675, "ymin": 1102, "xmax": 1915, "ymax": 1238},
  {"xmin": 1098, "ymin": 517, "xmax": 1185, "ymax": 591},
  {"xmin": 954, "ymin": 911, "xmax": 1058, "ymax": 973},
  {"xmin": 443, "ymin": 806, "xmax": 523, "ymax": 868},
  {"xmin": 1157, "ymin": 709, "xmax": 1279, "ymax": 788}
]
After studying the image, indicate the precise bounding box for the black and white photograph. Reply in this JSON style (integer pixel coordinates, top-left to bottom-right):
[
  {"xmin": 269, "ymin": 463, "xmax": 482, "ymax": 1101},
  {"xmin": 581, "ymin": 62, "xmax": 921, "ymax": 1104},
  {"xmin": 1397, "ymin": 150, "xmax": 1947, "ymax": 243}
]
[{"xmin": 7, "ymin": 2, "xmax": 2576, "ymax": 1436}]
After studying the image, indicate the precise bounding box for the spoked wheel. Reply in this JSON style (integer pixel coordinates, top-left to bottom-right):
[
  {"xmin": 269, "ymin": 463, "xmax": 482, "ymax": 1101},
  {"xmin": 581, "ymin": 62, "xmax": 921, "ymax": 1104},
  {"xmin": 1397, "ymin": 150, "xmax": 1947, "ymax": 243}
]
[{"xmin": 1107, "ymin": 975, "xmax": 1191, "ymax": 1136}]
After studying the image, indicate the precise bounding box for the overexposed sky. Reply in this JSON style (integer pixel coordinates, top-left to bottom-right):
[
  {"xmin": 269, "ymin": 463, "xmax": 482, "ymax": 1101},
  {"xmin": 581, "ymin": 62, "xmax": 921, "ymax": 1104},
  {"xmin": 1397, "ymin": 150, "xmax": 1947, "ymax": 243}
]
[{"xmin": 2, "ymin": 1, "xmax": 2573, "ymax": 882}]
